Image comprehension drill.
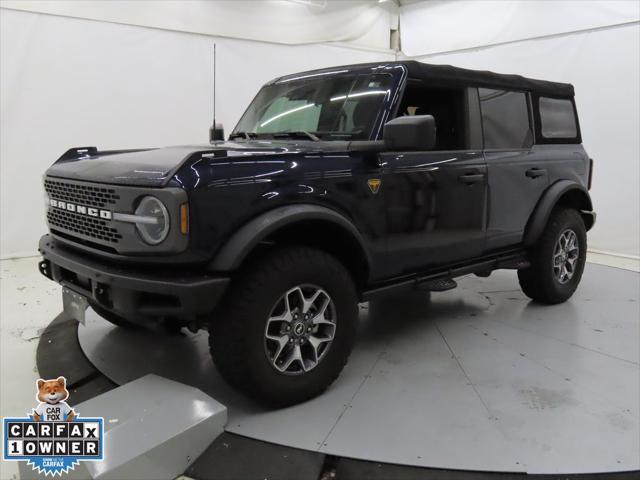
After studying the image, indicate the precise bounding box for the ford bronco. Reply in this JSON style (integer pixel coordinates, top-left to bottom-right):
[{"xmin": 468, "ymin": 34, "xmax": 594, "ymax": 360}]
[{"xmin": 38, "ymin": 61, "xmax": 595, "ymax": 406}]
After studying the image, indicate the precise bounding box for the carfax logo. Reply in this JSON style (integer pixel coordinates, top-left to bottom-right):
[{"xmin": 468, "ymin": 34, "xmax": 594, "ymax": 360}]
[{"xmin": 2, "ymin": 376, "xmax": 104, "ymax": 476}]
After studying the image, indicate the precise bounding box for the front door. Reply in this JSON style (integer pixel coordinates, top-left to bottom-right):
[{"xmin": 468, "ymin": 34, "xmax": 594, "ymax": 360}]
[
  {"xmin": 380, "ymin": 150, "xmax": 488, "ymax": 276},
  {"xmin": 377, "ymin": 84, "xmax": 488, "ymax": 277}
]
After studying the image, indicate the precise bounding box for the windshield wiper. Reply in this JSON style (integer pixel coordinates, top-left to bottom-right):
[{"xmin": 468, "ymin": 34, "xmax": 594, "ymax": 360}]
[
  {"xmin": 229, "ymin": 131, "xmax": 258, "ymax": 140},
  {"xmin": 271, "ymin": 131, "xmax": 320, "ymax": 141}
]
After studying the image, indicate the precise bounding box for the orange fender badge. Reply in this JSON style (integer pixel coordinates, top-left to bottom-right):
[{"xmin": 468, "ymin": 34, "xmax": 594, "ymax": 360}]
[{"xmin": 367, "ymin": 179, "xmax": 381, "ymax": 194}]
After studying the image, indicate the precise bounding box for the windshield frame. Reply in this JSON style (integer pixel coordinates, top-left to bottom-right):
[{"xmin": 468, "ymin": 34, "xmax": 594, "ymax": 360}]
[{"xmin": 231, "ymin": 65, "xmax": 407, "ymax": 142}]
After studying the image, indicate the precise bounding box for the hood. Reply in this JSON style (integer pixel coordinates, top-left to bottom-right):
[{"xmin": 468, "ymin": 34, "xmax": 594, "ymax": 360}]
[{"xmin": 45, "ymin": 141, "xmax": 348, "ymax": 187}]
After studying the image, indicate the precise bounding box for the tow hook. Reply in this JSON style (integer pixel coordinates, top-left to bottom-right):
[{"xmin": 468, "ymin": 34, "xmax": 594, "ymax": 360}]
[{"xmin": 38, "ymin": 260, "xmax": 52, "ymax": 280}]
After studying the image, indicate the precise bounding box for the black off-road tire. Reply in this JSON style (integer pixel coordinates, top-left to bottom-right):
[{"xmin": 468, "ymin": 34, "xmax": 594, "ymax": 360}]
[
  {"xmin": 518, "ymin": 208, "xmax": 587, "ymax": 304},
  {"xmin": 209, "ymin": 246, "xmax": 358, "ymax": 407},
  {"xmin": 89, "ymin": 302, "xmax": 142, "ymax": 329}
]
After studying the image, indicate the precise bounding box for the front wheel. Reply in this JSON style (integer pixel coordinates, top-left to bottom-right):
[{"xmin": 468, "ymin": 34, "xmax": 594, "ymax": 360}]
[
  {"xmin": 518, "ymin": 208, "xmax": 587, "ymax": 304},
  {"xmin": 209, "ymin": 246, "xmax": 358, "ymax": 407}
]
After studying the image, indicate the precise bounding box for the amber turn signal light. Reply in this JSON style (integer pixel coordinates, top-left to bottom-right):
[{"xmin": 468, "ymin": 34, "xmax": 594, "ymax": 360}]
[{"xmin": 180, "ymin": 203, "xmax": 189, "ymax": 235}]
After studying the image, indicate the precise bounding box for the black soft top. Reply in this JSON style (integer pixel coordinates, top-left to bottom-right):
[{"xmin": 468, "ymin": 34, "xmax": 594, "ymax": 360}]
[{"xmin": 274, "ymin": 61, "xmax": 574, "ymax": 98}]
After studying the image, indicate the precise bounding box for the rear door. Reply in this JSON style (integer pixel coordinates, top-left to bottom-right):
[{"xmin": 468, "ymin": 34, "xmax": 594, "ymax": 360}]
[{"xmin": 480, "ymin": 88, "xmax": 550, "ymax": 250}]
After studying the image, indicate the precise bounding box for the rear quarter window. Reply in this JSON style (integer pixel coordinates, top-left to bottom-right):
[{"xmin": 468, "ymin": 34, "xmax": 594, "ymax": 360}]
[
  {"xmin": 479, "ymin": 88, "xmax": 533, "ymax": 150},
  {"xmin": 538, "ymin": 97, "xmax": 578, "ymax": 138}
]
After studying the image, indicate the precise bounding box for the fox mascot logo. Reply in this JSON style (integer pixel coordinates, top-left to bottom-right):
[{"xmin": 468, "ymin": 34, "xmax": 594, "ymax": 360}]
[{"xmin": 32, "ymin": 377, "xmax": 76, "ymax": 422}]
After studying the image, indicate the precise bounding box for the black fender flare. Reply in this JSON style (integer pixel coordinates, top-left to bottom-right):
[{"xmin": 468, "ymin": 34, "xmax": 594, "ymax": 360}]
[
  {"xmin": 209, "ymin": 204, "xmax": 372, "ymax": 273},
  {"xmin": 523, "ymin": 180, "xmax": 595, "ymax": 247}
]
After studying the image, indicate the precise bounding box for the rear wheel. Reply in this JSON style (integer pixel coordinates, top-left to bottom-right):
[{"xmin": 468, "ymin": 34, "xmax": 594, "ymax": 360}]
[
  {"xmin": 209, "ymin": 246, "xmax": 358, "ymax": 407},
  {"xmin": 518, "ymin": 208, "xmax": 587, "ymax": 304}
]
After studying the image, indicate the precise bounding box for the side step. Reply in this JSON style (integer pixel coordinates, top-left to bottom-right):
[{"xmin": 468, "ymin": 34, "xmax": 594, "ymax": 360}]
[
  {"xmin": 498, "ymin": 258, "xmax": 530, "ymax": 270},
  {"xmin": 423, "ymin": 278, "xmax": 458, "ymax": 292},
  {"xmin": 362, "ymin": 249, "xmax": 528, "ymax": 301},
  {"xmin": 476, "ymin": 258, "xmax": 530, "ymax": 277}
]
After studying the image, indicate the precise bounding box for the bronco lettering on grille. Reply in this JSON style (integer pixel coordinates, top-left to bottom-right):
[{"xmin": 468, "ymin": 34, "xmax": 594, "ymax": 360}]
[{"xmin": 49, "ymin": 199, "xmax": 112, "ymax": 220}]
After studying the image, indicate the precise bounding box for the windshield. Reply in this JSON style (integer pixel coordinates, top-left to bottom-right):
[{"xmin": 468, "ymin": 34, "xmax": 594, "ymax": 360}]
[{"xmin": 233, "ymin": 72, "xmax": 393, "ymax": 140}]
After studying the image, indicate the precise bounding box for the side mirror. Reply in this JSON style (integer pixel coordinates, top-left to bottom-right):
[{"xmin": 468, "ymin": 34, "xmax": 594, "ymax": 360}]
[
  {"xmin": 383, "ymin": 115, "xmax": 436, "ymax": 151},
  {"xmin": 209, "ymin": 122, "xmax": 225, "ymax": 143}
]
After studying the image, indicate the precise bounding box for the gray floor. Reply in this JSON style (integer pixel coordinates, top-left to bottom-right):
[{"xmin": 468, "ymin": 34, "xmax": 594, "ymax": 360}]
[{"xmin": 77, "ymin": 264, "xmax": 640, "ymax": 474}]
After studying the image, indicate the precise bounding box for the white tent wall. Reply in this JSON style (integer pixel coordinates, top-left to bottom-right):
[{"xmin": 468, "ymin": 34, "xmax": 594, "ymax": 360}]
[
  {"xmin": 2, "ymin": 1, "xmax": 639, "ymax": 259},
  {"xmin": 1, "ymin": 0, "xmax": 396, "ymax": 50},
  {"xmin": 0, "ymin": 8, "xmax": 395, "ymax": 259},
  {"xmin": 399, "ymin": 0, "xmax": 639, "ymax": 57},
  {"xmin": 400, "ymin": 2, "xmax": 640, "ymax": 259}
]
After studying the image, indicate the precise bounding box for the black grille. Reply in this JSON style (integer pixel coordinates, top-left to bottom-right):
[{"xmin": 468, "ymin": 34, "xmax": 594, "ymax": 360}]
[
  {"xmin": 47, "ymin": 208, "xmax": 122, "ymax": 243},
  {"xmin": 47, "ymin": 209, "xmax": 123, "ymax": 243},
  {"xmin": 44, "ymin": 179, "xmax": 120, "ymax": 208}
]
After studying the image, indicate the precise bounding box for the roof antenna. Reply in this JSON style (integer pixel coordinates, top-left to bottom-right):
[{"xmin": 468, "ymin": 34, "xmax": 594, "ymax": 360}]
[{"xmin": 209, "ymin": 43, "xmax": 224, "ymax": 143}]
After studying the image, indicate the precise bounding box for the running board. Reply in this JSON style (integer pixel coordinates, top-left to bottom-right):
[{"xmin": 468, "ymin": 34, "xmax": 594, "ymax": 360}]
[{"xmin": 362, "ymin": 250, "xmax": 528, "ymax": 300}]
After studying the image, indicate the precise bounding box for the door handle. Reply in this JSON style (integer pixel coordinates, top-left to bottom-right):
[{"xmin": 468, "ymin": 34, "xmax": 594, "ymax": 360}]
[
  {"xmin": 458, "ymin": 173, "xmax": 484, "ymax": 185},
  {"xmin": 526, "ymin": 168, "xmax": 547, "ymax": 179}
]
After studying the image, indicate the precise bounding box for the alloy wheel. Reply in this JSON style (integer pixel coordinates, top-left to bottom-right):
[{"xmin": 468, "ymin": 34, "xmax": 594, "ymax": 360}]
[
  {"xmin": 553, "ymin": 229, "xmax": 579, "ymax": 284},
  {"xmin": 263, "ymin": 285, "xmax": 337, "ymax": 375}
]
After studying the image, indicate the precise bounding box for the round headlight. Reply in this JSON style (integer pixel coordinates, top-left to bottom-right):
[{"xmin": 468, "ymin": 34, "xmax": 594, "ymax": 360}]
[{"xmin": 135, "ymin": 196, "xmax": 170, "ymax": 245}]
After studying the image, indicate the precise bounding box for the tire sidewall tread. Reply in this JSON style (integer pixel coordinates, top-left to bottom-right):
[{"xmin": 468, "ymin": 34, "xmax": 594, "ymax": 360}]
[
  {"xmin": 209, "ymin": 246, "xmax": 357, "ymax": 407},
  {"xmin": 519, "ymin": 208, "xmax": 587, "ymax": 304}
]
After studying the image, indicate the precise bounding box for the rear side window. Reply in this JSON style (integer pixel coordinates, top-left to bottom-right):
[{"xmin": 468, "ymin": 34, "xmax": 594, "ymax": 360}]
[
  {"xmin": 538, "ymin": 97, "xmax": 577, "ymax": 138},
  {"xmin": 479, "ymin": 88, "xmax": 533, "ymax": 149}
]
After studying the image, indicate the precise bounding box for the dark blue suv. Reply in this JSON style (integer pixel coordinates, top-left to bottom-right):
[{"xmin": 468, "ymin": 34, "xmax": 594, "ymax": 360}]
[{"xmin": 39, "ymin": 61, "xmax": 595, "ymax": 406}]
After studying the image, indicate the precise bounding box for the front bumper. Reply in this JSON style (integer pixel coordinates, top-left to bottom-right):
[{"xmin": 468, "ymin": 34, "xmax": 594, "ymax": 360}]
[{"xmin": 38, "ymin": 234, "xmax": 229, "ymax": 322}]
